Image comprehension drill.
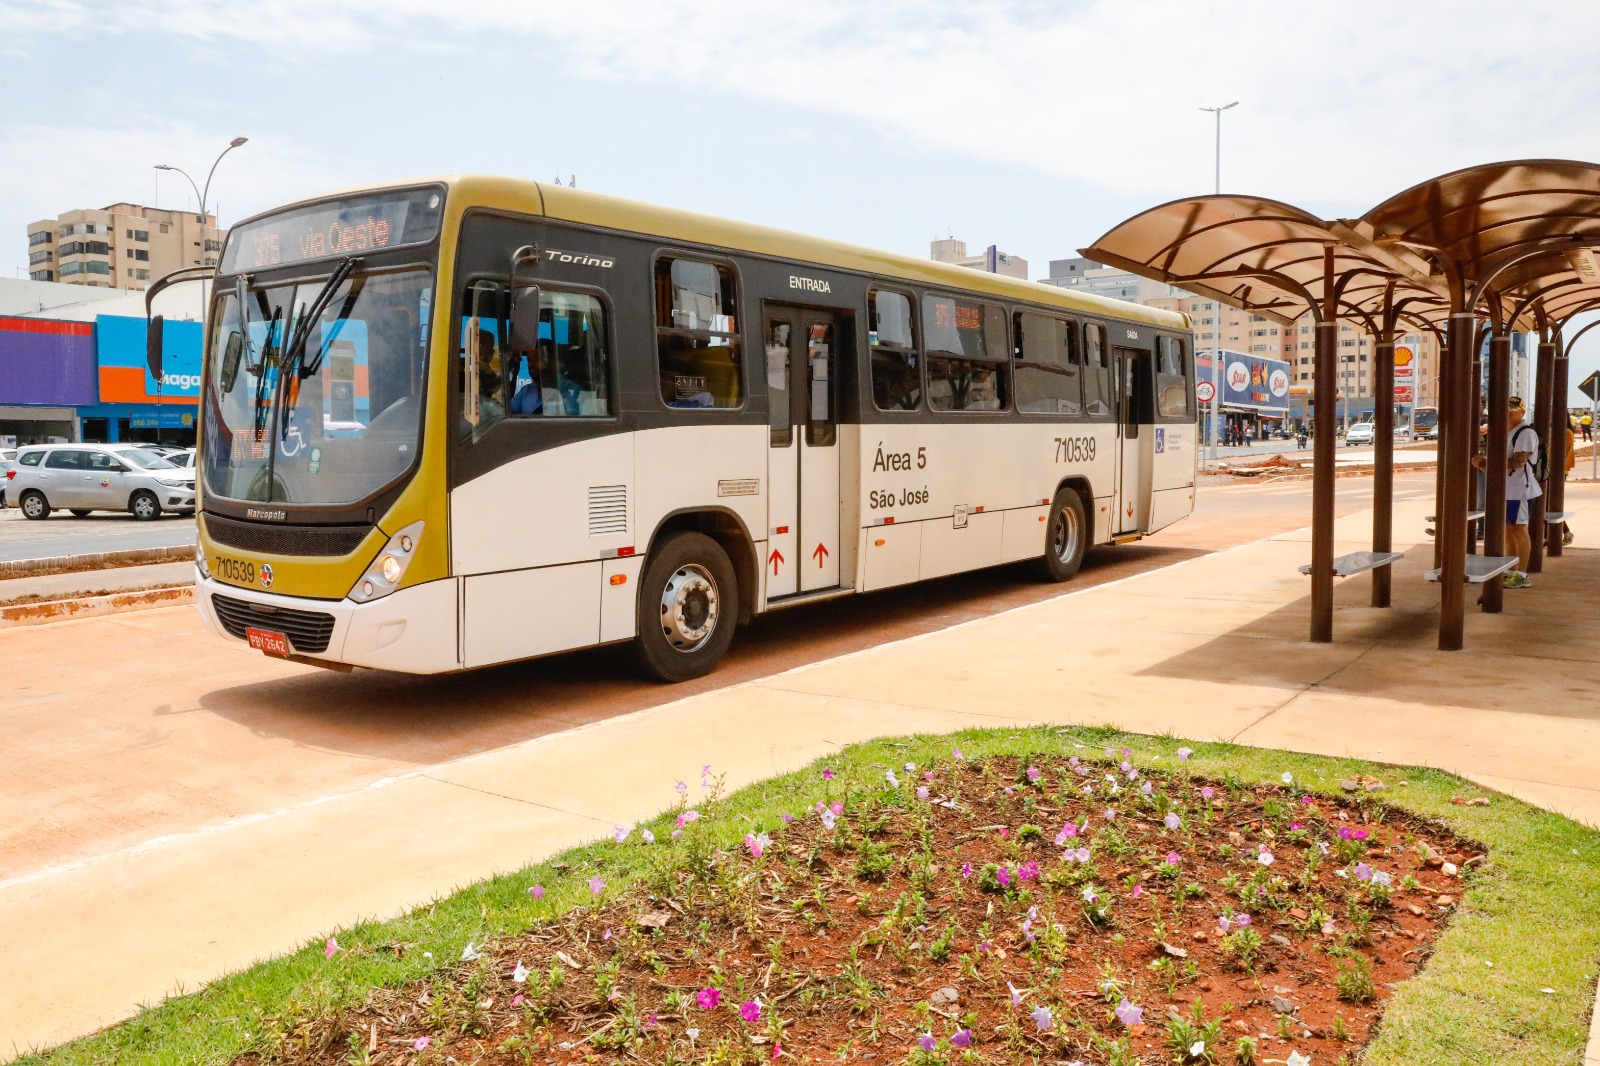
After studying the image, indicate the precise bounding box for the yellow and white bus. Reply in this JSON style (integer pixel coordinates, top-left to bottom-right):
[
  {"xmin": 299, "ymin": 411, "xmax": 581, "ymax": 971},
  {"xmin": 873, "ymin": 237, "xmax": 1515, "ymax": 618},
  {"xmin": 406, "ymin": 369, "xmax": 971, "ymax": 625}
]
[{"xmin": 149, "ymin": 177, "xmax": 1195, "ymax": 680}]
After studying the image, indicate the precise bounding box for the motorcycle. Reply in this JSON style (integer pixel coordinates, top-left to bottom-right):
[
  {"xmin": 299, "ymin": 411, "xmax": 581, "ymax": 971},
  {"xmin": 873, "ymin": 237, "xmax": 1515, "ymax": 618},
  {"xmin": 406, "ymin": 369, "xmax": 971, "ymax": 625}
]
[{"xmin": 1295, "ymin": 431, "xmax": 1309, "ymax": 449}]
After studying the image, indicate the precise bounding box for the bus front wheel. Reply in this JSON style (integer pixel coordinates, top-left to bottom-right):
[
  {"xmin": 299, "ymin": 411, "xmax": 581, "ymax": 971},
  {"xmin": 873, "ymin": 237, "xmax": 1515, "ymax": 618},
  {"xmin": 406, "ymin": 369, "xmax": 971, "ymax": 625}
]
[
  {"xmin": 1036, "ymin": 489, "xmax": 1087, "ymax": 582},
  {"xmin": 633, "ymin": 532, "xmax": 738, "ymax": 682}
]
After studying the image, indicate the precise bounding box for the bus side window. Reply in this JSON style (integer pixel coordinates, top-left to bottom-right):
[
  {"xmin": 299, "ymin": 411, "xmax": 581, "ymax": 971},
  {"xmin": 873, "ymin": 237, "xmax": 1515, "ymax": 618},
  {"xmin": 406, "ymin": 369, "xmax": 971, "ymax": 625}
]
[
  {"xmin": 1014, "ymin": 311, "xmax": 1081, "ymax": 415},
  {"xmin": 1082, "ymin": 322, "xmax": 1112, "ymax": 418},
  {"xmin": 654, "ymin": 257, "xmax": 743, "ymax": 409},
  {"xmin": 922, "ymin": 294, "xmax": 1007, "ymax": 412},
  {"xmin": 1156, "ymin": 335, "xmax": 1190, "ymax": 420},
  {"xmin": 868, "ymin": 288, "xmax": 920, "ymax": 411},
  {"xmin": 506, "ymin": 289, "xmax": 613, "ymax": 418}
]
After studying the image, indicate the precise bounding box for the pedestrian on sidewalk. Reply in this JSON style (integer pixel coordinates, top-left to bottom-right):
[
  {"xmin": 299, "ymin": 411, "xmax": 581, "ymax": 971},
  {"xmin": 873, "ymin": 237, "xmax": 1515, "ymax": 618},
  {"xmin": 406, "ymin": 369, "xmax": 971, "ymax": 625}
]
[
  {"xmin": 1562, "ymin": 409, "xmax": 1576, "ymax": 546},
  {"xmin": 1473, "ymin": 397, "xmax": 1542, "ymax": 588},
  {"xmin": 1581, "ymin": 411, "xmax": 1593, "ymax": 442}
]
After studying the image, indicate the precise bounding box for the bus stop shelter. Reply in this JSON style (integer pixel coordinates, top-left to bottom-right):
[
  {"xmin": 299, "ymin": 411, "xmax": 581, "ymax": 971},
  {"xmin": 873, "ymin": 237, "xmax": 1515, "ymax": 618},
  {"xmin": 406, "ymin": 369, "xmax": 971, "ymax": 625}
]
[{"xmin": 1082, "ymin": 160, "xmax": 1600, "ymax": 651}]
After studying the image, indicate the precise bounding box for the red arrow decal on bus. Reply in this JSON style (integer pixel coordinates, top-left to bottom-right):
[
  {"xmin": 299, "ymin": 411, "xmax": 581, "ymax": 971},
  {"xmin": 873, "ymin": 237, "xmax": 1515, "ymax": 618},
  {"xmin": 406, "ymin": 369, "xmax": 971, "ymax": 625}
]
[
  {"xmin": 768, "ymin": 548, "xmax": 784, "ymax": 575},
  {"xmin": 812, "ymin": 543, "xmax": 829, "ymax": 567}
]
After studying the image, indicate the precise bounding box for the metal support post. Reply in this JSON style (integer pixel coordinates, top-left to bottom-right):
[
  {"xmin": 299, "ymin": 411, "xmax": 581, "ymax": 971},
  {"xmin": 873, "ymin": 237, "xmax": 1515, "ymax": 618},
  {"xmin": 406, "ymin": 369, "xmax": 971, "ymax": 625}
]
[
  {"xmin": 1481, "ymin": 332, "xmax": 1509, "ymax": 613},
  {"xmin": 1309, "ymin": 250, "xmax": 1338, "ymax": 643},
  {"xmin": 1438, "ymin": 312, "xmax": 1474, "ymax": 651},
  {"xmin": 1467, "ymin": 347, "xmax": 1482, "ymax": 555},
  {"xmin": 1372, "ymin": 334, "xmax": 1395, "ymax": 607},
  {"xmin": 1530, "ymin": 338, "xmax": 1556, "ymax": 572},
  {"xmin": 1548, "ymin": 350, "xmax": 1570, "ymax": 557}
]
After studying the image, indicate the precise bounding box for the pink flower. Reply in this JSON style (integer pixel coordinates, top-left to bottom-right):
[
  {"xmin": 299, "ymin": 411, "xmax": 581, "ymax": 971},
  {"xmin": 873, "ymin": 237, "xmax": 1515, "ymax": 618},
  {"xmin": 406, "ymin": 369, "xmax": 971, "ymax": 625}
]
[
  {"xmin": 1055, "ymin": 822, "xmax": 1078, "ymax": 846},
  {"xmin": 324, "ymin": 936, "xmax": 339, "ymax": 959},
  {"xmin": 771, "ymin": 1043, "xmax": 782, "ymax": 1061},
  {"xmin": 953, "ymin": 748, "xmax": 965, "ymax": 761},
  {"xmin": 1165, "ymin": 851, "xmax": 1181, "ymax": 865},
  {"xmin": 745, "ymin": 832, "xmax": 771, "ymax": 858},
  {"xmin": 588, "ymin": 875, "xmax": 606, "ymax": 896},
  {"xmin": 952, "ymin": 1028, "xmax": 972, "ymax": 1047},
  {"xmin": 1164, "ymin": 813, "xmax": 1181, "ymax": 830},
  {"xmin": 1201, "ymin": 786, "xmax": 1216, "ymax": 800},
  {"xmin": 1017, "ymin": 859, "xmax": 1040, "ymax": 882},
  {"xmin": 917, "ymin": 1033, "xmax": 936, "ymax": 1052},
  {"xmin": 511, "ymin": 993, "xmax": 525, "ymax": 1007},
  {"xmin": 916, "ymin": 786, "xmax": 930, "ymax": 800},
  {"xmin": 1132, "ymin": 883, "xmax": 1144, "ymax": 898},
  {"xmin": 677, "ymin": 810, "xmax": 700, "ymax": 829},
  {"xmin": 830, "ymin": 801, "xmax": 844, "ymax": 816},
  {"xmin": 1026, "ymin": 765, "xmax": 1041, "ymax": 782},
  {"xmin": 822, "ymin": 769, "xmax": 836, "ymax": 779},
  {"xmin": 1104, "ymin": 808, "xmax": 1116, "ymax": 822},
  {"xmin": 413, "ymin": 1037, "xmax": 431, "ymax": 1050},
  {"xmin": 996, "ymin": 865, "xmax": 1012, "ymax": 887},
  {"xmin": 923, "ymin": 770, "xmax": 933, "ymax": 781},
  {"xmin": 961, "ymin": 862, "xmax": 973, "ymax": 878},
  {"xmin": 1177, "ymin": 747, "xmax": 1193, "ymax": 761},
  {"xmin": 1115, "ymin": 998, "xmax": 1143, "ymax": 1027},
  {"xmin": 740, "ymin": 999, "xmax": 762, "ymax": 1023},
  {"xmin": 780, "ymin": 813, "xmax": 794, "ymax": 824},
  {"xmin": 697, "ymin": 987, "xmax": 721, "ymax": 1010},
  {"xmin": 1235, "ymin": 913, "xmax": 1253, "ymax": 927}
]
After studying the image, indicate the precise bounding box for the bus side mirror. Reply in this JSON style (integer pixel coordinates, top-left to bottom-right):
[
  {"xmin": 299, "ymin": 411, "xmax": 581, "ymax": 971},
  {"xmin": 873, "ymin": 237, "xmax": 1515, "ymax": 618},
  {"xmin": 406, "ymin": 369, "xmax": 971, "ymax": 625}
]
[
  {"xmin": 464, "ymin": 316, "xmax": 482, "ymax": 426},
  {"xmin": 220, "ymin": 331, "xmax": 244, "ymax": 392},
  {"xmin": 147, "ymin": 315, "xmax": 165, "ymax": 389},
  {"xmin": 507, "ymin": 287, "xmax": 541, "ymax": 353}
]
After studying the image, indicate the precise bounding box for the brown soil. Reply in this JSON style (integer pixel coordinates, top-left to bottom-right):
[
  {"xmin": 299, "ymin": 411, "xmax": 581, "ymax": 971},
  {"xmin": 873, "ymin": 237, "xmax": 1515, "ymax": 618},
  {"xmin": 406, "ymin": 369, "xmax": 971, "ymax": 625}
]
[{"xmin": 242, "ymin": 756, "xmax": 1474, "ymax": 1065}]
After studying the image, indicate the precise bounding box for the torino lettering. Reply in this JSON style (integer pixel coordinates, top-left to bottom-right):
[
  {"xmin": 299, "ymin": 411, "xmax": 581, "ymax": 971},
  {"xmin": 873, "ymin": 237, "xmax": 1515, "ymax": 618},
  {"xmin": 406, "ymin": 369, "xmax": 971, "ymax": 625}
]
[{"xmin": 546, "ymin": 249, "xmax": 614, "ymax": 268}]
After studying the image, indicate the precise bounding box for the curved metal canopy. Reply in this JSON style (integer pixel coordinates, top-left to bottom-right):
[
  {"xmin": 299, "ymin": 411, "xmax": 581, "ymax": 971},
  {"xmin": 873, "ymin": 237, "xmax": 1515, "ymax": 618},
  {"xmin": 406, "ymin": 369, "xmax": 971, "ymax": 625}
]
[{"xmin": 1080, "ymin": 194, "xmax": 1447, "ymax": 330}]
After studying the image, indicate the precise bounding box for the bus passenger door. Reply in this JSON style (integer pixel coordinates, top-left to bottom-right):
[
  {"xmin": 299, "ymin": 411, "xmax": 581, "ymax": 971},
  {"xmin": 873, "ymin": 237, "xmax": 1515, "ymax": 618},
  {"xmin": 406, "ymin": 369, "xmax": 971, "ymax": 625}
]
[
  {"xmin": 1114, "ymin": 346, "xmax": 1154, "ymax": 534},
  {"xmin": 763, "ymin": 305, "xmax": 841, "ymax": 598}
]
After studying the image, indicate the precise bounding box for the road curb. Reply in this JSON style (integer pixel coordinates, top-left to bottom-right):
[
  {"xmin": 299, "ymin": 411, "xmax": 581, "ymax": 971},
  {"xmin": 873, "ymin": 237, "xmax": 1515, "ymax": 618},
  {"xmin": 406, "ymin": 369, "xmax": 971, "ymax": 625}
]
[
  {"xmin": 0, "ymin": 585, "xmax": 194, "ymax": 628},
  {"xmin": 0, "ymin": 544, "xmax": 193, "ymax": 580}
]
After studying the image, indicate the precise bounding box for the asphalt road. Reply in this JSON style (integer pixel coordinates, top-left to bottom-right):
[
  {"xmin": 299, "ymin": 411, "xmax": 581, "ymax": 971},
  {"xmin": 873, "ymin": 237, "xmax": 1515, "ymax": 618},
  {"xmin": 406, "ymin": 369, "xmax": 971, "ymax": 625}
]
[
  {"xmin": 0, "ymin": 507, "xmax": 195, "ymax": 563},
  {"xmin": 0, "ymin": 472, "xmax": 1425, "ymax": 887}
]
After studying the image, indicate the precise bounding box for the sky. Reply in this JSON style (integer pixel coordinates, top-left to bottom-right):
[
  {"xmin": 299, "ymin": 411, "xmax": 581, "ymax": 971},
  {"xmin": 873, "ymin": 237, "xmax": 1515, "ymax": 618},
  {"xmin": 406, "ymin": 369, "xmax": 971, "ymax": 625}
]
[{"xmin": 3, "ymin": 0, "xmax": 1600, "ymax": 405}]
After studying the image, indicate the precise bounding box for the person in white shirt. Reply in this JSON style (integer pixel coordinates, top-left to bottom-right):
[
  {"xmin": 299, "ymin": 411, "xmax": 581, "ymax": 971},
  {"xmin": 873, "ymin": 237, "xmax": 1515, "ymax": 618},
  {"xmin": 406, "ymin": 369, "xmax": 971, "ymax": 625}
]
[{"xmin": 1474, "ymin": 397, "xmax": 1541, "ymax": 587}]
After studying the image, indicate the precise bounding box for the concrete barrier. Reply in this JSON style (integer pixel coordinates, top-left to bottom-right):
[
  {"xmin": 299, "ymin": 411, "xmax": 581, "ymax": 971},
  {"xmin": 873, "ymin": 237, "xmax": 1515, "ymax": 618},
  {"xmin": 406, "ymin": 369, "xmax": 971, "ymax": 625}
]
[
  {"xmin": 0, "ymin": 545, "xmax": 193, "ymax": 580},
  {"xmin": 0, "ymin": 585, "xmax": 195, "ymax": 628}
]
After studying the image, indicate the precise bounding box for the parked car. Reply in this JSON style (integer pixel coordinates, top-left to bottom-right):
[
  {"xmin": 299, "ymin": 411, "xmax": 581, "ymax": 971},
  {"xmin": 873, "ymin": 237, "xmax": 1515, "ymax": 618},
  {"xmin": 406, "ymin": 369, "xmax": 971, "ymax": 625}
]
[
  {"xmin": 0, "ymin": 451, "xmax": 14, "ymax": 507},
  {"xmin": 1344, "ymin": 422, "xmax": 1376, "ymax": 447},
  {"xmin": 7, "ymin": 443, "xmax": 195, "ymax": 520},
  {"xmin": 165, "ymin": 448, "xmax": 197, "ymax": 470}
]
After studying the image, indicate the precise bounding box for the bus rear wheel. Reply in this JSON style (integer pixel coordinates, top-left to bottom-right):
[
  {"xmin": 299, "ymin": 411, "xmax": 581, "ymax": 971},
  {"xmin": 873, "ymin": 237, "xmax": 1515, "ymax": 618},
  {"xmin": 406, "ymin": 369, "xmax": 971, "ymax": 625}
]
[
  {"xmin": 1036, "ymin": 488, "xmax": 1087, "ymax": 582},
  {"xmin": 633, "ymin": 532, "xmax": 738, "ymax": 682}
]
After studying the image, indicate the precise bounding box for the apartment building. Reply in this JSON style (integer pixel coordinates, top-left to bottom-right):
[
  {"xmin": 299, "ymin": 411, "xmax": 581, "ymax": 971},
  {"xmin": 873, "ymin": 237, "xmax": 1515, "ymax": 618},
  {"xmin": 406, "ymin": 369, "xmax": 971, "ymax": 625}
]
[
  {"xmin": 930, "ymin": 238, "xmax": 1029, "ymax": 280},
  {"xmin": 26, "ymin": 204, "xmax": 225, "ymax": 290}
]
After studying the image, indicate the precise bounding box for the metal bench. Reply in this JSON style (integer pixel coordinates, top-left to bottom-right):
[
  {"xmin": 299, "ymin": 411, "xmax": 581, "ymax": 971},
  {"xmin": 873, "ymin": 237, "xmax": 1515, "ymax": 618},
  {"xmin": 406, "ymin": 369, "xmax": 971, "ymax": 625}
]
[
  {"xmin": 1299, "ymin": 551, "xmax": 1406, "ymax": 578},
  {"xmin": 1425, "ymin": 511, "xmax": 1485, "ymax": 523},
  {"xmin": 1424, "ymin": 555, "xmax": 1520, "ymax": 583},
  {"xmin": 1544, "ymin": 511, "xmax": 1573, "ymax": 523}
]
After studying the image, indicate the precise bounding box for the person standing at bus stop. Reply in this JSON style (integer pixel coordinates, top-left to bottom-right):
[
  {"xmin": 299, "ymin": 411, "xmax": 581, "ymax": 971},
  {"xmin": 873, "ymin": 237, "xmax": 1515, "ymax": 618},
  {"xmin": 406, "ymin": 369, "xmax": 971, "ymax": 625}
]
[
  {"xmin": 1582, "ymin": 411, "xmax": 1594, "ymax": 442},
  {"xmin": 1473, "ymin": 397, "xmax": 1541, "ymax": 588}
]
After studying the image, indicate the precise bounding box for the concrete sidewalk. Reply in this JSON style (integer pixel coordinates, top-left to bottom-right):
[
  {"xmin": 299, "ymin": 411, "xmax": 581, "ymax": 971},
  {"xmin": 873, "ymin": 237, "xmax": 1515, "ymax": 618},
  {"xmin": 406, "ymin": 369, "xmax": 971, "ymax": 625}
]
[{"xmin": 3, "ymin": 484, "xmax": 1598, "ymax": 1056}]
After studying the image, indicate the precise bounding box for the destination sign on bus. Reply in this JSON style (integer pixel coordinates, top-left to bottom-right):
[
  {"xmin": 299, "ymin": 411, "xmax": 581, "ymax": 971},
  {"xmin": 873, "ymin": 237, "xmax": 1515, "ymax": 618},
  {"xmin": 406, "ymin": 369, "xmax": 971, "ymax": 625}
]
[{"xmin": 219, "ymin": 187, "xmax": 444, "ymax": 274}]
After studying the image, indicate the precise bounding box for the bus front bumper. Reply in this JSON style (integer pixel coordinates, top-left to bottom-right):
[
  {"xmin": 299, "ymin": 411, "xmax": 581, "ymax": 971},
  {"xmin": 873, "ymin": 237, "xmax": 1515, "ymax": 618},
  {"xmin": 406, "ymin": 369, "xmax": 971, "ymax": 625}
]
[{"xmin": 195, "ymin": 574, "xmax": 460, "ymax": 674}]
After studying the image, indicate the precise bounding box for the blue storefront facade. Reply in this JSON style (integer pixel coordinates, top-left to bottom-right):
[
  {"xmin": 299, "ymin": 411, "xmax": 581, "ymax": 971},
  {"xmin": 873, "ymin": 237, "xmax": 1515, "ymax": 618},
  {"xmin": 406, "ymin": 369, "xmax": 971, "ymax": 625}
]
[{"xmin": 0, "ymin": 312, "xmax": 201, "ymax": 446}]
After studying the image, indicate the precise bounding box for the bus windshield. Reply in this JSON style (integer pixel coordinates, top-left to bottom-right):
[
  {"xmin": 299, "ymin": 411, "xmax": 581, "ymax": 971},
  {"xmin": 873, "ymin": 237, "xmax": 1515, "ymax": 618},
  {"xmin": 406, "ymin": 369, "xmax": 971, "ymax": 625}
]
[{"xmin": 202, "ymin": 266, "xmax": 433, "ymax": 507}]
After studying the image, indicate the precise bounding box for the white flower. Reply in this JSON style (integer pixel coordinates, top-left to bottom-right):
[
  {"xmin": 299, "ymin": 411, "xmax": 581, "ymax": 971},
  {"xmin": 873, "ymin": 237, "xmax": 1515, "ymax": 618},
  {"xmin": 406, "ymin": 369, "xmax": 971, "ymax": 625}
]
[
  {"xmin": 1190, "ymin": 1041, "xmax": 1206, "ymax": 1057},
  {"xmin": 640, "ymin": 828, "xmax": 655, "ymax": 844},
  {"xmin": 1281, "ymin": 772, "xmax": 1294, "ymax": 785},
  {"xmin": 886, "ymin": 769, "xmax": 900, "ymax": 788},
  {"xmin": 1287, "ymin": 1052, "xmax": 1312, "ymax": 1066},
  {"xmin": 1258, "ymin": 849, "xmax": 1275, "ymax": 866},
  {"xmin": 512, "ymin": 960, "xmax": 529, "ymax": 983},
  {"xmin": 461, "ymin": 940, "xmax": 481, "ymax": 961}
]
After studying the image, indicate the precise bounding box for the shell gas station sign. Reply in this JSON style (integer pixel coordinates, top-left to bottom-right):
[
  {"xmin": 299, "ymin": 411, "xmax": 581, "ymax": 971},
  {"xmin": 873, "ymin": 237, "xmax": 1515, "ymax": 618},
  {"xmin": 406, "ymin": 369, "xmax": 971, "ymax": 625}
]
[{"xmin": 1394, "ymin": 344, "xmax": 1415, "ymax": 400}]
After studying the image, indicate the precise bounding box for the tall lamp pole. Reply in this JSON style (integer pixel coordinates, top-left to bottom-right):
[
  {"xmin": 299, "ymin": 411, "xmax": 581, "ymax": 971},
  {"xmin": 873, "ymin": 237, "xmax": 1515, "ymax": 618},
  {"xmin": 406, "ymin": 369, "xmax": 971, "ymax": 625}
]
[
  {"xmin": 1200, "ymin": 102, "xmax": 1237, "ymax": 462},
  {"xmin": 155, "ymin": 136, "xmax": 248, "ymax": 265}
]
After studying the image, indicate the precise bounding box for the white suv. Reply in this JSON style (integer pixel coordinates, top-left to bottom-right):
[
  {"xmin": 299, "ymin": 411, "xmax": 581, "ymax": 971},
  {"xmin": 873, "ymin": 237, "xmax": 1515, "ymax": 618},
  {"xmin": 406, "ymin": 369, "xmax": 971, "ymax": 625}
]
[
  {"xmin": 1344, "ymin": 422, "xmax": 1376, "ymax": 447},
  {"xmin": 6, "ymin": 444, "xmax": 196, "ymax": 520}
]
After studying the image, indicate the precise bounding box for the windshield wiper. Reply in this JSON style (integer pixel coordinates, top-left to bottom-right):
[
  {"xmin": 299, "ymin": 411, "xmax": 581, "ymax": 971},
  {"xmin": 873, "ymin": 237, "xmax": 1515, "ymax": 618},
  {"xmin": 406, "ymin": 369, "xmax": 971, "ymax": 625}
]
[{"xmin": 277, "ymin": 257, "xmax": 361, "ymax": 442}]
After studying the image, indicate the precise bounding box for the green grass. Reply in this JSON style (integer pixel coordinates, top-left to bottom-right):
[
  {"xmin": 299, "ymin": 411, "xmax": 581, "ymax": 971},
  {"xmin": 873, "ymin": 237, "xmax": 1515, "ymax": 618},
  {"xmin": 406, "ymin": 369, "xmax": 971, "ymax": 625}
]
[{"xmin": 16, "ymin": 726, "xmax": 1600, "ymax": 1065}]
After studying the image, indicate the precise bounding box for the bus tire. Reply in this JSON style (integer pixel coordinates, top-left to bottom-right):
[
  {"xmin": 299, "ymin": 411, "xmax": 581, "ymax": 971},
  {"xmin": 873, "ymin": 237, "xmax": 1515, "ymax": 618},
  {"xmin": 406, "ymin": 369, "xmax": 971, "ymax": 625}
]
[
  {"xmin": 1036, "ymin": 488, "xmax": 1087, "ymax": 582},
  {"xmin": 633, "ymin": 532, "xmax": 738, "ymax": 682}
]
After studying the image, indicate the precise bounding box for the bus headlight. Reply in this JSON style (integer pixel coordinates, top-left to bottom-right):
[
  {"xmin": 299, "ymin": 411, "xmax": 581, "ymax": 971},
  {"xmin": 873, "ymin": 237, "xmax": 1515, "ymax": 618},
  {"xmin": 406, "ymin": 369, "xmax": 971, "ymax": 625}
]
[{"xmin": 348, "ymin": 521, "xmax": 424, "ymax": 604}]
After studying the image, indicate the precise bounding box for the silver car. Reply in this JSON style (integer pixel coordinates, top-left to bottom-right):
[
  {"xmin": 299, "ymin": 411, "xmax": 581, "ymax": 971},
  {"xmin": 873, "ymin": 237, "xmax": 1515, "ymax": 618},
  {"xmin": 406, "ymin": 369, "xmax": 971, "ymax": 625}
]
[{"xmin": 7, "ymin": 444, "xmax": 196, "ymax": 520}]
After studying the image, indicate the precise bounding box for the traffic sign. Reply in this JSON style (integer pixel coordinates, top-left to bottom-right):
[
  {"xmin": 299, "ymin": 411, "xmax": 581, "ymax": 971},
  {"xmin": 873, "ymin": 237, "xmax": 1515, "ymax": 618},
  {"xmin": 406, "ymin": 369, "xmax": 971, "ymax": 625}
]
[
  {"xmin": 1580, "ymin": 371, "xmax": 1600, "ymax": 403},
  {"xmin": 1196, "ymin": 380, "xmax": 1216, "ymax": 403}
]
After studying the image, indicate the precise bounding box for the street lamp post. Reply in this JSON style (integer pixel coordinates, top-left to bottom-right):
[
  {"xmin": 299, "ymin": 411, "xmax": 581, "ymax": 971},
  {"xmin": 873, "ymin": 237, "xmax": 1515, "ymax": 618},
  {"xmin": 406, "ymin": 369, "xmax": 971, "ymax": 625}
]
[
  {"xmin": 1199, "ymin": 102, "xmax": 1237, "ymax": 462},
  {"xmin": 155, "ymin": 136, "xmax": 247, "ymax": 265}
]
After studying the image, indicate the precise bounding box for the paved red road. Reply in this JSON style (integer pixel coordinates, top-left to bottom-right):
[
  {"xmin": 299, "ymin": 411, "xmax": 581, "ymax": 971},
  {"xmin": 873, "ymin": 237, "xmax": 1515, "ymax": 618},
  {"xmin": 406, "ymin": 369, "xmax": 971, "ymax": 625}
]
[{"xmin": 0, "ymin": 474, "xmax": 1403, "ymax": 883}]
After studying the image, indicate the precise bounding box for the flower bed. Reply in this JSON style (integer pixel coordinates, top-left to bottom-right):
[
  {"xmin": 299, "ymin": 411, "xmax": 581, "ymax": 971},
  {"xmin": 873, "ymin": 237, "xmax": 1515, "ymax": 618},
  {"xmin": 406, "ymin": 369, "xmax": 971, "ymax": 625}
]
[{"xmin": 245, "ymin": 748, "xmax": 1478, "ymax": 1065}]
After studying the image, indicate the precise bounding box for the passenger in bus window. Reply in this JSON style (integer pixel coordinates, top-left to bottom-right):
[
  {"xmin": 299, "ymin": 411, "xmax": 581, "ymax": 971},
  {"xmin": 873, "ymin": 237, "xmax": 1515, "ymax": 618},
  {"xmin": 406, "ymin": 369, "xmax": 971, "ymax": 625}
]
[
  {"xmin": 510, "ymin": 340, "xmax": 548, "ymax": 416},
  {"xmin": 968, "ymin": 367, "xmax": 1002, "ymax": 410}
]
